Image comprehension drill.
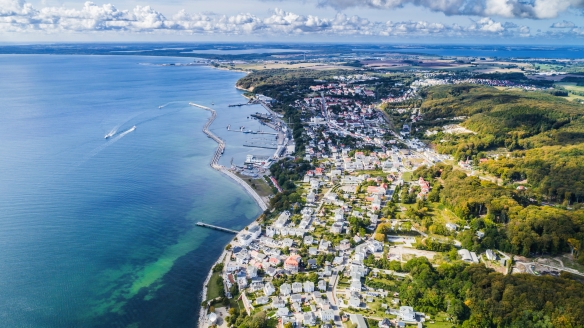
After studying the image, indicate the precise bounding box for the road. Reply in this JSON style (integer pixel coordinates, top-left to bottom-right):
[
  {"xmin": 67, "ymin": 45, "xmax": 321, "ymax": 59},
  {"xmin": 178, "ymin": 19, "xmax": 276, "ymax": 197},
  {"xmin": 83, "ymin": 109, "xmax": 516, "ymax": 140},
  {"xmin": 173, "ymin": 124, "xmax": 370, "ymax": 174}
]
[{"xmin": 327, "ymin": 272, "xmax": 344, "ymax": 327}]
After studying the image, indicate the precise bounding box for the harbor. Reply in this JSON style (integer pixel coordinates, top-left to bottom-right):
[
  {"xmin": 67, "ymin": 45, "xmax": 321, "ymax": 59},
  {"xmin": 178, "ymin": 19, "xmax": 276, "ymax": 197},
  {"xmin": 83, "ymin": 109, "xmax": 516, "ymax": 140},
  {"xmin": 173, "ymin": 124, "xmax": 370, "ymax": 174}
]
[{"xmin": 189, "ymin": 102, "xmax": 268, "ymax": 211}]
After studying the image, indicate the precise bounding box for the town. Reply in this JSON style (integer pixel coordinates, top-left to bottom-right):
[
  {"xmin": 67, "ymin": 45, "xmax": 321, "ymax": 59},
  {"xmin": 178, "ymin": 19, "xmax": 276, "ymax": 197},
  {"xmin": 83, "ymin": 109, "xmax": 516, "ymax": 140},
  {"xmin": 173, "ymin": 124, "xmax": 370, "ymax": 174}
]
[{"xmin": 200, "ymin": 66, "xmax": 584, "ymax": 328}]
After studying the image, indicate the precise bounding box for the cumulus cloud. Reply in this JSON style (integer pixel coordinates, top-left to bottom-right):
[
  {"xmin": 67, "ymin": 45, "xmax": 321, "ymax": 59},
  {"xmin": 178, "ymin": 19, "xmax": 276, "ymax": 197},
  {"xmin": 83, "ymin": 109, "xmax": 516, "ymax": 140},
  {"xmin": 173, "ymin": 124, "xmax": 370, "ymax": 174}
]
[
  {"xmin": 550, "ymin": 20, "xmax": 577, "ymax": 28},
  {"xmin": 0, "ymin": 0, "xmax": 579, "ymax": 39},
  {"xmin": 316, "ymin": 0, "xmax": 584, "ymax": 19}
]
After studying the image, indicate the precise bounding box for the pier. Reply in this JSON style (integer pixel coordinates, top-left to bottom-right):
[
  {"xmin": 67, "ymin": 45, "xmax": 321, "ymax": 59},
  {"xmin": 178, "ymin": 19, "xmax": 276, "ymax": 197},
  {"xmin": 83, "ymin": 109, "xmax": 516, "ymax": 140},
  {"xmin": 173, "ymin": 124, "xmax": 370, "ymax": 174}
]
[
  {"xmin": 196, "ymin": 222, "xmax": 240, "ymax": 234},
  {"xmin": 243, "ymin": 144, "xmax": 278, "ymax": 149},
  {"xmin": 189, "ymin": 102, "xmax": 268, "ymax": 211},
  {"xmin": 189, "ymin": 102, "xmax": 225, "ymax": 166}
]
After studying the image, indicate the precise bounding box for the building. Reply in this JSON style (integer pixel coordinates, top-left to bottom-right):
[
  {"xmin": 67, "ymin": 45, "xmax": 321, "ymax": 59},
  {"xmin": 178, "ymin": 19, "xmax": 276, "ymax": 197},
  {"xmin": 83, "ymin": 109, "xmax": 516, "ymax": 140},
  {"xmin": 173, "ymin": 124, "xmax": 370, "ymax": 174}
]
[
  {"xmin": 304, "ymin": 281, "xmax": 315, "ymax": 293},
  {"xmin": 255, "ymin": 296, "xmax": 269, "ymax": 305},
  {"xmin": 399, "ymin": 306, "xmax": 416, "ymax": 321},
  {"xmin": 250, "ymin": 281, "xmax": 263, "ymax": 292},
  {"xmin": 350, "ymin": 314, "xmax": 368, "ymax": 328},
  {"xmin": 458, "ymin": 249, "xmax": 479, "ymax": 263},
  {"xmin": 274, "ymin": 211, "xmax": 290, "ymax": 228},
  {"xmin": 276, "ymin": 307, "xmax": 290, "ymax": 317},
  {"xmin": 280, "ymin": 283, "xmax": 292, "ymax": 296},
  {"xmin": 271, "ymin": 296, "xmax": 286, "ymax": 308},
  {"xmin": 486, "ymin": 249, "xmax": 498, "ymax": 261},
  {"xmin": 284, "ymin": 254, "xmax": 301, "ymax": 274},
  {"xmin": 368, "ymin": 240, "xmax": 383, "ymax": 253},
  {"xmin": 303, "ymin": 311, "xmax": 316, "ymax": 326},
  {"xmin": 247, "ymin": 265, "xmax": 258, "ymax": 278},
  {"xmin": 445, "ymin": 223, "xmax": 459, "ymax": 231},
  {"xmin": 331, "ymin": 222, "xmax": 344, "ymax": 234},
  {"xmin": 292, "ymin": 282, "xmax": 303, "ymax": 294},
  {"xmin": 379, "ymin": 318, "xmax": 391, "ymax": 328},
  {"xmin": 318, "ymin": 280, "xmax": 327, "ymax": 291},
  {"xmin": 321, "ymin": 309, "xmax": 335, "ymax": 322},
  {"xmin": 350, "ymin": 280, "xmax": 362, "ymax": 292},
  {"xmin": 248, "ymin": 223, "xmax": 262, "ymax": 239},
  {"xmin": 264, "ymin": 282, "xmax": 275, "ymax": 296},
  {"xmin": 339, "ymin": 239, "xmax": 351, "ymax": 251},
  {"xmin": 290, "ymin": 293, "xmax": 302, "ymax": 304},
  {"xmin": 349, "ymin": 296, "xmax": 361, "ymax": 308}
]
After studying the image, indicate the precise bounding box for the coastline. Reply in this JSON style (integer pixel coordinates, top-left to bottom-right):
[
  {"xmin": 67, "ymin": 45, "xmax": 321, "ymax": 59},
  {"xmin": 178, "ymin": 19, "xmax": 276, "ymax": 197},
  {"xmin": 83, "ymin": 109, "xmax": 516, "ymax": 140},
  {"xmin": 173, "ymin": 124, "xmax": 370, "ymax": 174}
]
[
  {"xmin": 192, "ymin": 101, "xmax": 270, "ymax": 326},
  {"xmin": 198, "ymin": 249, "xmax": 228, "ymax": 328},
  {"xmin": 189, "ymin": 102, "xmax": 268, "ymax": 211}
]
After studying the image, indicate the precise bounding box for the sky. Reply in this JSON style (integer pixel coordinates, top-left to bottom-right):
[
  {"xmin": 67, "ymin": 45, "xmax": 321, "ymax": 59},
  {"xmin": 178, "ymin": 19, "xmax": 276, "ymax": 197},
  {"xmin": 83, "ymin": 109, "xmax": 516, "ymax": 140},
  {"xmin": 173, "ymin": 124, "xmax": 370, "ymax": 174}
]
[{"xmin": 1, "ymin": 0, "xmax": 583, "ymax": 43}]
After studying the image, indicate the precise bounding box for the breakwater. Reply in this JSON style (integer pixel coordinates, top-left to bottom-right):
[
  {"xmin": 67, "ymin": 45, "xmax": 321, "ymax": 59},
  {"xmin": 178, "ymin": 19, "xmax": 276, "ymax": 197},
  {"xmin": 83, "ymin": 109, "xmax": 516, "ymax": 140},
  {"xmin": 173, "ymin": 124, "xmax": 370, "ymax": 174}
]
[{"xmin": 189, "ymin": 103, "xmax": 268, "ymax": 211}]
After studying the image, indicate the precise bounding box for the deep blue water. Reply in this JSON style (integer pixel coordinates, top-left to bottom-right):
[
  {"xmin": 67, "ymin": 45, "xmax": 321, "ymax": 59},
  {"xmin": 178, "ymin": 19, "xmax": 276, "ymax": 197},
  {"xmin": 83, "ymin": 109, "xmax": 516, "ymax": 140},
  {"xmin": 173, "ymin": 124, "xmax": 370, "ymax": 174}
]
[{"xmin": 0, "ymin": 55, "xmax": 269, "ymax": 327}]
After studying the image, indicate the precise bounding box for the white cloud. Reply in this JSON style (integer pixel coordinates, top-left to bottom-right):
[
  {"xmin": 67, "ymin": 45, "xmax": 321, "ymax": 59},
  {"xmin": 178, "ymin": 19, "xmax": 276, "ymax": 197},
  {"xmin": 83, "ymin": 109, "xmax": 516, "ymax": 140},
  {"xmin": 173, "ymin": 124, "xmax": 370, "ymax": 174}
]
[
  {"xmin": 518, "ymin": 25, "xmax": 530, "ymax": 36},
  {"xmin": 0, "ymin": 0, "xmax": 580, "ymax": 39},
  {"xmin": 550, "ymin": 20, "xmax": 577, "ymax": 28},
  {"xmin": 315, "ymin": 0, "xmax": 584, "ymax": 19}
]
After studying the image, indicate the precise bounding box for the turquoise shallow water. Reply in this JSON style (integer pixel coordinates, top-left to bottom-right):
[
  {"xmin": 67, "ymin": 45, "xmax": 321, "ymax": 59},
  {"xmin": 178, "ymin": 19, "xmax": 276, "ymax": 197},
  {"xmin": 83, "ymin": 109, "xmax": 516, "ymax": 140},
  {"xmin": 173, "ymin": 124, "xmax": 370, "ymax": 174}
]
[{"xmin": 0, "ymin": 55, "xmax": 267, "ymax": 327}]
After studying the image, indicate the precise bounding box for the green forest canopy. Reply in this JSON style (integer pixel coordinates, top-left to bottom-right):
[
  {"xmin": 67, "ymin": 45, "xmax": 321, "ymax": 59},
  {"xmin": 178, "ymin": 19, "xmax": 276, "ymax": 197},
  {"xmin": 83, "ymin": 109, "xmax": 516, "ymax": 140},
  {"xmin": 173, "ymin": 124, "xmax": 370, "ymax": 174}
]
[{"xmin": 419, "ymin": 85, "xmax": 584, "ymax": 202}]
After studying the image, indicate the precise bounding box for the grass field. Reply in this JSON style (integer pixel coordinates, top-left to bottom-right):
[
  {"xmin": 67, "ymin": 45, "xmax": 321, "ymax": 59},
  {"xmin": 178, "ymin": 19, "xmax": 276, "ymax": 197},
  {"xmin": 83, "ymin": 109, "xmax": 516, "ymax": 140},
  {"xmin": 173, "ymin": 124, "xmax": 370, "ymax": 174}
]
[
  {"xmin": 556, "ymin": 82, "xmax": 584, "ymax": 102},
  {"xmin": 206, "ymin": 272, "xmax": 224, "ymax": 301},
  {"xmin": 234, "ymin": 172, "xmax": 274, "ymax": 198}
]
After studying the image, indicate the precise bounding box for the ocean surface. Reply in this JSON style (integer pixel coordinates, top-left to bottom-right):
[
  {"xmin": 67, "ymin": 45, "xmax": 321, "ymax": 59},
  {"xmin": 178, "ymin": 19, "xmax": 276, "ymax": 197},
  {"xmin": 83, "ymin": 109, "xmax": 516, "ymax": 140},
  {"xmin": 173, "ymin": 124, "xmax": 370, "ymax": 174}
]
[{"xmin": 0, "ymin": 55, "xmax": 270, "ymax": 327}]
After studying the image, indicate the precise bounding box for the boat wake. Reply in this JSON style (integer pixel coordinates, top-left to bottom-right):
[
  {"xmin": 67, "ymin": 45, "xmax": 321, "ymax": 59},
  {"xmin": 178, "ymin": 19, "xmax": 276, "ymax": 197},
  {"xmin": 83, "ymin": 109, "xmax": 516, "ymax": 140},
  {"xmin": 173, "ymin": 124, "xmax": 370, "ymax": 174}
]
[
  {"xmin": 75, "ymin": 126, "xmax": 138, "ymax": 168},
  {"xmin": 157, "ymin": 100, "xmax": 183, "ymax": 109}
]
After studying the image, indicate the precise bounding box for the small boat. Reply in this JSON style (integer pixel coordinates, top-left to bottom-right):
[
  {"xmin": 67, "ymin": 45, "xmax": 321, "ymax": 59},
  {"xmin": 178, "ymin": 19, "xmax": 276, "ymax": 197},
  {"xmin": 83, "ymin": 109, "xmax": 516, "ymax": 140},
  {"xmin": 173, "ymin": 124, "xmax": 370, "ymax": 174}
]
[
  {"xmin": 104, "ymin": 132, "xmax": 115, "ymax": 139},
  {"xmin": 159, "ymin": 106, "xmax": 163, "ymax": 109}
]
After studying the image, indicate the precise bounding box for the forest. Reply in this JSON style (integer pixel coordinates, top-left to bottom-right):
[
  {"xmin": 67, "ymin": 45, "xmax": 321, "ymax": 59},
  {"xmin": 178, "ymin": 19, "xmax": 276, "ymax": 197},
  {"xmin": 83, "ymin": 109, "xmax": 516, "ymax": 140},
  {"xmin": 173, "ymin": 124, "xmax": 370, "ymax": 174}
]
[
  {"xmin": 418, "ymin": 84, "xmax": 584, "ymax": 202},
  {"xmin": 396, "ymin": 257, "xmax": 584, "ymax": 327},
  {"xmin": 413, "ymin": 164, "xmax": 584, "ymax": 261}
]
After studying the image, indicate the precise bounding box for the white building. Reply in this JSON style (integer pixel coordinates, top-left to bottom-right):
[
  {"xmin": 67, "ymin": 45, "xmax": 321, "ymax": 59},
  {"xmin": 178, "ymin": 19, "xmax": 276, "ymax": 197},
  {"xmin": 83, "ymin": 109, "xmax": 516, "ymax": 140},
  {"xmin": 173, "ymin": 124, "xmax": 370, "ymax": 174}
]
[
  {"xmin": 274, "ymin": 211, "xmax": 290, "ymax": 228},
  {"xmin": 331, "ymin": 222, "xmax": 343, "ymax": 234},
  {"xmin": 303, "ymin": 281, "xmax": 315, "ymax": 293},
  {"xmin": 321, "ymin": 309, "xmax": 335, "ymax": 322},
  {"xmin": 306, "ymin": 192, "xmax": 316, "ymax": 203},
  {"xmin": 318, "ymin": 280, "xmax": 327, "ymax": 291},
  {"xmin": 486, "ymin": 249, "xmax": 498, "ymax": 261},
  {"xmin": 349, "ymin": 296, "xmax": 361, "ymax": 308},
  {"xmin": 280, "ymin": 283, "xmax": 292, "ymax": 296},
  {"xmin": 292, "ymin": 282, "xmax": 303, "ymax": 294},
  {"xmin": 399, "ymin": 306, "xmax": 416, "ymax": 321},
  {"xmin": 271, "ymin": 296, "xmax": 286, "ymax": 308},
  {"xmin": 303, "ymin": 311, "xmax": 316, "ymax": 326},
  {"xmin": 248, "ymin": 223, "xmax": 262, "ymax": 239},
  {"xmin": 238, "ymin": 233, "xmax": 253, "ymax": 246},
  {"xmin": 458, "ymin": 249, "xmax": 479, "ymax": 263},
  {"xmin": 264, "ymin": 282, "xmax": 276, "ymax": 296}
]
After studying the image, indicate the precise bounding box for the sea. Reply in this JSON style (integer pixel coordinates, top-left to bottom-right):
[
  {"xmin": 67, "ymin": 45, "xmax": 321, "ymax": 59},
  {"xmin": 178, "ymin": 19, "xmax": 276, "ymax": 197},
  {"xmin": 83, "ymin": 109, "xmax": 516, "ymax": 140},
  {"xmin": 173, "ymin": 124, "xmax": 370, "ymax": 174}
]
[{"xmin": 0, "ymin": 55, "xmax": 272, "ymax": 327}]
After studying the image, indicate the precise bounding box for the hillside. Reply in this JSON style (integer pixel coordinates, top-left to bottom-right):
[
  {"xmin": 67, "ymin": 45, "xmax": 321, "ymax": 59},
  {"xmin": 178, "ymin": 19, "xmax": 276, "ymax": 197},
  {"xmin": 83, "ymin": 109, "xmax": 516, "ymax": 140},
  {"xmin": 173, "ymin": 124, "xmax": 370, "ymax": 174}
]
[{"xmin": 419, "ymin": 85, "xmax": 584, "ymax": 202}]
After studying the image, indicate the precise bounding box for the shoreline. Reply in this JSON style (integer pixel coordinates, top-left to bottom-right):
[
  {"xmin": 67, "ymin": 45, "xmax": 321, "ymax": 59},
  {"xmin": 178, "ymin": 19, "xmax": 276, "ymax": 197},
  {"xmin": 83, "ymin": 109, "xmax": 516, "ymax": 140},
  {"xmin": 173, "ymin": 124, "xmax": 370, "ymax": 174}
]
[
  {"xmin": 189, "ymin": 102, "xmax": 268, "ymax": 211},
  {"xmin": 198, "ymin": 249, "xmax": 228, "ymax": 328},
  {"xmin": 192, "ymin": 101, "xmax": 269, "ymax": 326}
]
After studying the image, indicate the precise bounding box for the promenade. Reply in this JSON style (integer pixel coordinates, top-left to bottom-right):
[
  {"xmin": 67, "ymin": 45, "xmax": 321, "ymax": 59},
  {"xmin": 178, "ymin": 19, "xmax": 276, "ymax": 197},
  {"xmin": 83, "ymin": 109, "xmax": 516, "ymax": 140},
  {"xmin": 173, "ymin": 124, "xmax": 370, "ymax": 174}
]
[{"xmin": 189, "ymin": 102, "xmax": 268, "ymax": 211}]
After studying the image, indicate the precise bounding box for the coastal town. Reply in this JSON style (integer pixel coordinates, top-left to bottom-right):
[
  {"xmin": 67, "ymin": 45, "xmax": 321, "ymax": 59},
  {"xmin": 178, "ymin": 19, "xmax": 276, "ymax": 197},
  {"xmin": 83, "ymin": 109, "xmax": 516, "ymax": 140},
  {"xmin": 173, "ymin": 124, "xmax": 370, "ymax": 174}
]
[{"xmin": 198, "ymin": 64, "xmax": 584, "ymax": 328}]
